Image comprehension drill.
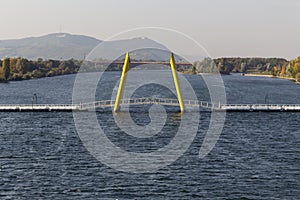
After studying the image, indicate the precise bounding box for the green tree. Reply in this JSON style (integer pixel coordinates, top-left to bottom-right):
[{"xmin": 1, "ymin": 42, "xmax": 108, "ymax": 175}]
[
  {"xmin": 241, "ymin": 63, "xmax": 247, "ymax": 72},
  {"xmin": 2, "ymin": 58, "xmax": 10, "ymax": 80},
  {"xmin": 9, "ymin": 57, "xmax": 19, "ymax": 73}
]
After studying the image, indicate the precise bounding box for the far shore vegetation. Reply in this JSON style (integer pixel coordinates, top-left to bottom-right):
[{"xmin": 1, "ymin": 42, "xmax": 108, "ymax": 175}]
[
  {"xmin": 193, "ymin": 56, "xmax": 300, "ymax": 83},
  {"xmin": 0, "ymin": 56, "xmax": 299, "ymax": 83}
]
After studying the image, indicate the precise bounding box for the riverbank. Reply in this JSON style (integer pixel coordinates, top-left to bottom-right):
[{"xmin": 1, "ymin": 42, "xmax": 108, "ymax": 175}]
[
  {"xmin": 243, "ymin": 73, "xmax": 273, "ymax": 78},
  {"xmin": 243, "ymin": 73, "xmax": 299, "ymax": 84}
]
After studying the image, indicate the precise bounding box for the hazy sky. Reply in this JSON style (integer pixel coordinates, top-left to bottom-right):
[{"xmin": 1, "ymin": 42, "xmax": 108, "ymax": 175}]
[{"xmin": 0, "ymin": 0, "xmax": 299, "ymax": 59}]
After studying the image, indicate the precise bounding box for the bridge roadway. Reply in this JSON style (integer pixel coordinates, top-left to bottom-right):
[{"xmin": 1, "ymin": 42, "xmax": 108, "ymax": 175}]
[{"xmin": 0, "ymin": 98, "xmax": 299, "ymax": 112}]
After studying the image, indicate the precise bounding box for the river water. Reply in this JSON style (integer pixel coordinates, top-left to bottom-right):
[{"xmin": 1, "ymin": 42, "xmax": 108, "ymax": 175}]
[{"xmin": 0, "ymin": 72, "xmax": 299, "ymax": 199}]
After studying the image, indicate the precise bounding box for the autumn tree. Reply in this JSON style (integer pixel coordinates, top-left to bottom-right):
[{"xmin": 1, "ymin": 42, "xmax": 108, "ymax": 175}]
[
  {"xmin": 288, "ymin": 57, "xmax": 300, "ymax": 78},
  {"xmin": 272, "ymin": 66, "xmax": 280, "ymax": 76},
  {"xmin": 280, "ymin": 66, "xmax": 286, "ymax": 76},
  {"xmin": 293, "ymin": 62, "xmax": 300, "ymax": 74},
  {"xmin": 296, "ymin": 73, "xmax": 300, "ymax": 82}
]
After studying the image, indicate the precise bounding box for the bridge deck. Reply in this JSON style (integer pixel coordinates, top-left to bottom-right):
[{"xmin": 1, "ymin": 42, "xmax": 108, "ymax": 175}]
[
  {"xmin": 0, "ymin": 104, "xmax": 79, "ymax": 112},
  {"xmin": 219, "ymin": 104, "xmax": 300, "ymax": 111},
  {"xmin": 0, "ymin": 98, "xmax": 299, "ymax": 112}
]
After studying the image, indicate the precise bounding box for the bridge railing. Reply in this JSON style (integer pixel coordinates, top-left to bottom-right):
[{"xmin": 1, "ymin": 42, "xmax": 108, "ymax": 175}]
[
  {"xmin": 223, "ymin": 104, "xmax": 300, "ymax": 107},
  {"xmin": 0, "ymin": 104, "xmax": 77, "ymax": 107},
  {"xmin": 220, "ymin": 104, "xmax": 300, "ymax": 111},
  {"xmin": 1, "ymin": 100, "xmax": 300, "ymax": 111},
  {"xmin": 78, "ymin": 97, "xmax": 214, "ymax": 110}
]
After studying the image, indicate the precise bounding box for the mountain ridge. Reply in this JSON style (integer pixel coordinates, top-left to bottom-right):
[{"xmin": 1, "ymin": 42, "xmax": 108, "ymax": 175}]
[{"xmin": 0, "ymin": 33, "xmax": 173, "ymax": 61}]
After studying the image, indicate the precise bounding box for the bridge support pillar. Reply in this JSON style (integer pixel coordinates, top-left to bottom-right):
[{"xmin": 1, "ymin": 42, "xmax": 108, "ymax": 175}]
[
  {"xmin": 114, "ymin": 52, "xmax": 130, "ymax": 112},
  {"xmin": 170, "ymin": 53, "xmax": 185, "ymax": 112},
  {"xmin": 114, "ymin": 52, "xmax": 185, "ymax": 113}
]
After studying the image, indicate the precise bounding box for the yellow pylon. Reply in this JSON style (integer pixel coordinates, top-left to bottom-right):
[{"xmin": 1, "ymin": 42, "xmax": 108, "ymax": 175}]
[
  {"xmin": 114, "ymin": 52, "xmax": 185, "ymax": 113},
  {"xmin": 114, "ymin": 52, "xmax": 130, "ymax": 112},
  {"xmin": 170, "ymin": 53, "xmax": 185, "ymax": 112}
]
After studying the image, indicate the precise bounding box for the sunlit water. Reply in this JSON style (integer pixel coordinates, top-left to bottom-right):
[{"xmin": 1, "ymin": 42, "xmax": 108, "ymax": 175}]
[{"xmin": 0, "ymin": 72, "xmax": 299, "ymax": 199}]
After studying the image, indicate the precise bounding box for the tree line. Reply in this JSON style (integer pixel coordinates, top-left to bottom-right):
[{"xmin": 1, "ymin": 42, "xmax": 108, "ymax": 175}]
[
  {"xmin": 0, "ymin": 57, "xmax": 81, "ymax": 81},
  {"xmin": 0, "ymin": 57, "xmax": 141, "ymax": 82},
  {"xmin": 194, "ymin": 57, "xmax": 289, "ymax": 74},
  {"xmin": 0, "ymin": 56, "xmax": 299, "ymax": 82},
  {"xmin": 193, "ymin": 56, "xmax": 300, "ymax": 82}
]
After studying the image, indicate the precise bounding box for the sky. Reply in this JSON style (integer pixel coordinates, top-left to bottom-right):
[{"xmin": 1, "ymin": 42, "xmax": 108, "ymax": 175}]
[{"xmin": 0, "ymin": 0, "xmax": 299, "ymax": 59}]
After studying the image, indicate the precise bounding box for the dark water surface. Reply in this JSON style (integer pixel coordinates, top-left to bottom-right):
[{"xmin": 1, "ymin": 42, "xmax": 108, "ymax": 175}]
[{"xmin": 0, "ymin": 72, "xmax": 299, "ymax": 199}]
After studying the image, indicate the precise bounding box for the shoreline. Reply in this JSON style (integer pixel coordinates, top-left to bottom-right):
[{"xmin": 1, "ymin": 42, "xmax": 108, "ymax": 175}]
[
  {"xmin": 242, "ymin": 73, "xmax": 273, "ymax": 78},
  {"xmin": 243, "ymin": 73, "xmax": 299, "ymax": 84}
]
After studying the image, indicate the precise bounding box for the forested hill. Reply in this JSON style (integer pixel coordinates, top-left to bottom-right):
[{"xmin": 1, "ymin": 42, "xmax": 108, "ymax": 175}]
[
  {"xmin": 0, "ymin": 33, "xmax": 100, "ymax": 60},
  {"xmin": 0, "ymin": 33, "xmax": 169, "ymax": 61}
]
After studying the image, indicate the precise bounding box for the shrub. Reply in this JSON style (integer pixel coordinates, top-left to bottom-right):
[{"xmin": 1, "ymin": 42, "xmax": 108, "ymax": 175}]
[{"xmin": 296, "ymin": 73, "xmax": 300, "ymax": 82}]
